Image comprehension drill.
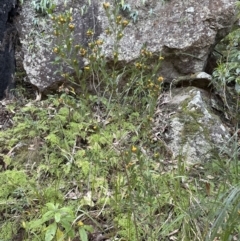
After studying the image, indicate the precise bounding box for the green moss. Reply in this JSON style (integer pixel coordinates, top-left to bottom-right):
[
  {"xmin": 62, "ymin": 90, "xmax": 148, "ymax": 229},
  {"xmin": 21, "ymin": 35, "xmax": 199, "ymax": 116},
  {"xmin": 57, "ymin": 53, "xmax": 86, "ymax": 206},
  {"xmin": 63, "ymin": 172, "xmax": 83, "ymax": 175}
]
[
  {"xmin": 0, "ymin": 170, "xmax": 28, "ymax": 200},
  {"xmin": 0, "ymin": 220, "xmax": 18, "ymax": 240},
  {"xmin": 178, "ymin": 97, "xmax": 207, "ymax": 144}
]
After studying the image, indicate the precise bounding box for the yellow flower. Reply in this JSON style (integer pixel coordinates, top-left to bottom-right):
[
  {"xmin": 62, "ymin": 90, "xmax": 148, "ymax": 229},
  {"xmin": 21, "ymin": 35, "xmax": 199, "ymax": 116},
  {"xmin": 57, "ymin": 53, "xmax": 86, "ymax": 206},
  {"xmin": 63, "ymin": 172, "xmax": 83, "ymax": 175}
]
[
  {"xmin": 88, "ymin": 42, "xmax": 94, "ymax": 48},
  {"xmin": 105, "ymin": 28, "xmax": 112, "ymax": 35},
  {"xmin": 60, "ymin": 17, "xmax": 65, "ymax": 23},
  {"xmin": 131, "ymin": 146, "xmax": 137, "ymax": 153},
  {"xmin": 77, "ymin": 221, "xmax": 84, "ymax": 227},
  {"xmin": 157, "ymin": 76, "xmax": 164, "ymax": 82},
  {"xmin": 117, "ymin": 32, "xmax": 123, "ymax": 40},
  {"xmin": 53, "ymin": 47, "xmax": 59, "ymax": 53},
  {"xmin": 79, "ymin": 48, "xmax": 86, "ymax": 56},
  {"xmin": 61, "ymin": 73, "xmax": 69, "ymax": 78},
  {"xmin": 84, "ymin": 66, "xmax": 90, "ymax": 70},
  {"xmin": 103, "ymin": 2, "xmax": 110, "ymax": 9},
  {"xmin": 68, "ymin": 23, "xmax": 75, "ymax": 30},
  {"xmin": 86, "ymin": 30, "xmax": 94, "ymax": 36},
  {"xmin": 122, "ymin": 20, "xmax": 129, "ymax": 27},
  {"xmin": 116, "ymin": 15, "xmax": 122, "ymax": 24},
  {"xmin": 95, "ymin": 39, "xmax": 103, "ymax": 45},
  {"xmin": 159, "ymin": 56, "xmax": 164, "ymax": 60}
]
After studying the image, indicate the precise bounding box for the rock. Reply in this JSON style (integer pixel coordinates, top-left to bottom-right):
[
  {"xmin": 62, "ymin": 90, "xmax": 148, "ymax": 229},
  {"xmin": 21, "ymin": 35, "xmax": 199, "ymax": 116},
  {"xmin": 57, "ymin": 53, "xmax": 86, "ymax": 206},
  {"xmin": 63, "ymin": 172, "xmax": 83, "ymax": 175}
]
[
  {"xmin": 19, "ymin": 0, "xmax": 102, "ymax": 93},
  {"xmin": 172, "ymin": 71, "xmax": 212, "ymax": 90},
  {"xmin": 153, "ymin": 86, "xmax": 231, "ymax": 163},
  {"xmin": 18, "ymin": 0, "xmax": 237, "ymax": 93},
  {"xmin": 0, "ymin": 0, "xmax": 18, "ymax": 99}
]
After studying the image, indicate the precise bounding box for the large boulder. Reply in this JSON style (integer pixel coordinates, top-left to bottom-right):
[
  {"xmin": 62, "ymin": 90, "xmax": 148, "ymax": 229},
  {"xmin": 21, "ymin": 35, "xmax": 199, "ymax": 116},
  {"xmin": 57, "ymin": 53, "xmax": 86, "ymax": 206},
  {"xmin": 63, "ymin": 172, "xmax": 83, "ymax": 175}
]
[
  {"xmin": 153, "ymin": 86, "xmax": 232, "ymax": 163},
  {"xmin": 18, "ymin": 0, "xmax": 237, "ymax": 93},
  {"xmin": 0, "ymin": 0, "xmax": 18, "ymax": 99}
]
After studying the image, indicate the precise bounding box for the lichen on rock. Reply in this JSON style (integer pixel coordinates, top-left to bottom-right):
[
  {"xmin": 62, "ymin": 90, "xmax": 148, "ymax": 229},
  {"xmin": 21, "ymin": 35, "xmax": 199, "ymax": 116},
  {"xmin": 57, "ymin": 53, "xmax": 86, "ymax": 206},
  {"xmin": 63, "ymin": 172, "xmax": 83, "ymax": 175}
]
[{"xmin": 154, "ymin": 86, "xmax": 231, "ymax": 163}]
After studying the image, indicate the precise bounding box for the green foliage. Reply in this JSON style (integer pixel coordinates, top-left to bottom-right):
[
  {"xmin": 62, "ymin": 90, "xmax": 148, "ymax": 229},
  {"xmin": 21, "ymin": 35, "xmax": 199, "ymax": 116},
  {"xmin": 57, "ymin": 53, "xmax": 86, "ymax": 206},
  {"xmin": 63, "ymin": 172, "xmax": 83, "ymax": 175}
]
[
  {"xmin": 0, "ymin": 170, "xmax": 28, "ymax": 200},
  {"xmin": 1, "ymin": 1, "xmax": 240, "ymax": 241},
  {"xmin": 19, "ymin": 0, "xmax": 55, "ymax": 14},
  {"xmin": 213, "ymin": 26, "xmax": 240, "ymax": 93},
  {"xmin": 25, "ymin": 203, "xmax": 79, "ymax": 241}
]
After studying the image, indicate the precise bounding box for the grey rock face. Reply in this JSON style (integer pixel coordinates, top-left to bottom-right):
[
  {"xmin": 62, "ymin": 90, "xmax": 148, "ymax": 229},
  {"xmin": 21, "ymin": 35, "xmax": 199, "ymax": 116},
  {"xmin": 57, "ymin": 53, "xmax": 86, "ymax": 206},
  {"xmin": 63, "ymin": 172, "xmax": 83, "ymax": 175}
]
[
  {"xmin": 153, "ymin": 87, "xmax": 231, "ymax": 163},
  {"xmin": 19, "ymin": 0, "xmax": 101, "ymax": 92},
  {"xmin": 0, "ymin": 0, "xmax": 18, "ymax": 99},
  {"xmin": 19, "ymin": 0, "xmax": 237, "ymax": 92}
]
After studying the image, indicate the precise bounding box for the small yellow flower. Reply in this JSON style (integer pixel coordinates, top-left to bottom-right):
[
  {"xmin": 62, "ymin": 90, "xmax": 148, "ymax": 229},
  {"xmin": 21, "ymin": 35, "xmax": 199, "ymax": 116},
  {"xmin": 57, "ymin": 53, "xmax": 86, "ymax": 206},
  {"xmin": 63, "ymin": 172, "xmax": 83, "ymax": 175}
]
[
  {"xmin": 68, "ymin": 23, "xmax": 75, "ymax": 30},
  {"xmin": 149, "ymin": 82, "xmax": 154, "ymax": 88},
  {"xmin": 117, "ymin": 32, "xmax": 123, "ymax": 39},
  {"xmin": 77, "ymin": 221, "xmax": 84, "ymax": 227},
  {"xmin": 61, "ymin": 73, "xmax": 69, "ymax": 78},
  {"xmin": 105, "ymin": 28, "xmax": 112, "ymax": 35},
  {"xmin": 159, "ymin": 56, "xmax": 164, "ymax": 60},
  {"xmin": 88, "ymin": 42, "xmax": 94, "ymax": 48},
  {"xmin": 53, "ymin": 47, "xmax": 59, "ymax": 53},
  {"xmin": 131, "ymin": 146, "xmax": 137, "ymax": 153},
  {"xmin": 122, "ymin": 20, "xmax": 129, "ymax": 27},
  {"xmin": 79, "ymin": 48, "xmax": 86, "ymax": 56},
  {"xmin": 84, "ymin": 66, "xmax": 90, "ymax": 70},
  {"xmin": 60, "ymin": 17, "xmax": 65, "ymax": 23},
  {"xmin": 86, "ymin": 30, "xmax": 94, "ymax": 36},
  {"xmin": 116, "ymin": 15, "xmax": 122, "ymax": 24},
  {"xmin": 103, "ymin": 2, "xmax": 110, "ymax": 10},
  {"xmin": 157, "ymin": 76, "xmax": 164, "ymax": 82},
  {"xmin": 69, "ymin": 16, "xmax": 73, "ymax": 22},
  {"xmin": 95, "ymin": 39, "xmax": 103, "ymax": 45}
]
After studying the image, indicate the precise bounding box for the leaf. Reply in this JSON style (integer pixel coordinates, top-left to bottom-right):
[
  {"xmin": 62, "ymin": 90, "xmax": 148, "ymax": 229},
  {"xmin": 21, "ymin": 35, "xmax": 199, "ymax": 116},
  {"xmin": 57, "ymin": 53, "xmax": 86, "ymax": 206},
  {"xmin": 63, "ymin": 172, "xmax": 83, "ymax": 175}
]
[
  {"xmin": 56, "ymin": 228, "xmax": 64, "ymax": 241},
  {"xmin": 83, "ymin": 225, "xmax": 94, "ymax": 232},
  {"xmin": 79, "ymin": 227, "xmax": 88, "ymax": 241},
  {"xmin": 45, "ymin": 222, "xmax": 57, "ymax": 241},
  {"xmin": 235, "ymin": 82, "xmax": 240, "ymax": 94},
  {"xmin": 27, "ymin": 218, "xmax": 48, "ymax": 230},
  {"xmin": 47, "ymin": 202, "xmax": 58, "ymax": 210},
  {"xmin": 55, "ymin": 212, "xmax": 61, "ymax": 223}
]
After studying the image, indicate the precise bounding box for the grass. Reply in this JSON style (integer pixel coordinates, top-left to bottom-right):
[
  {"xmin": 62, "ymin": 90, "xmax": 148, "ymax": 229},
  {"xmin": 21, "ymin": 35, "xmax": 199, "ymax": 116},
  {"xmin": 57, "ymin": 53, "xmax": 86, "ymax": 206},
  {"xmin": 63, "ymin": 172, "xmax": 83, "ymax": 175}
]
[{"xmin": 0, "ymin": 89, "xmax": 239, "ymax": 241}]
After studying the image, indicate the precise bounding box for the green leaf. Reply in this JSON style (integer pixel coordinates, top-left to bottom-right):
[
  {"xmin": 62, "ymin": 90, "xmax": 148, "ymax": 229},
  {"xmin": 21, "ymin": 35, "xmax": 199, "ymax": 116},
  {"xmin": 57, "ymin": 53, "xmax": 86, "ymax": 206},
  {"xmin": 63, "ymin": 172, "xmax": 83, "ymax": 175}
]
[
  {"xmin": 56, "ymin": 228, "xmax": 64, "ymax": 241},
  {"xmin": 45, "ymin": 222, "xmax": 57, "ymax": 241},
  {"xmin": 79, "ymin": 227, "xmax": 88, "ymax": 241},
  {"xmin": 55, "ymin": 212, "xmax": 61, "ymax": 223}
]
